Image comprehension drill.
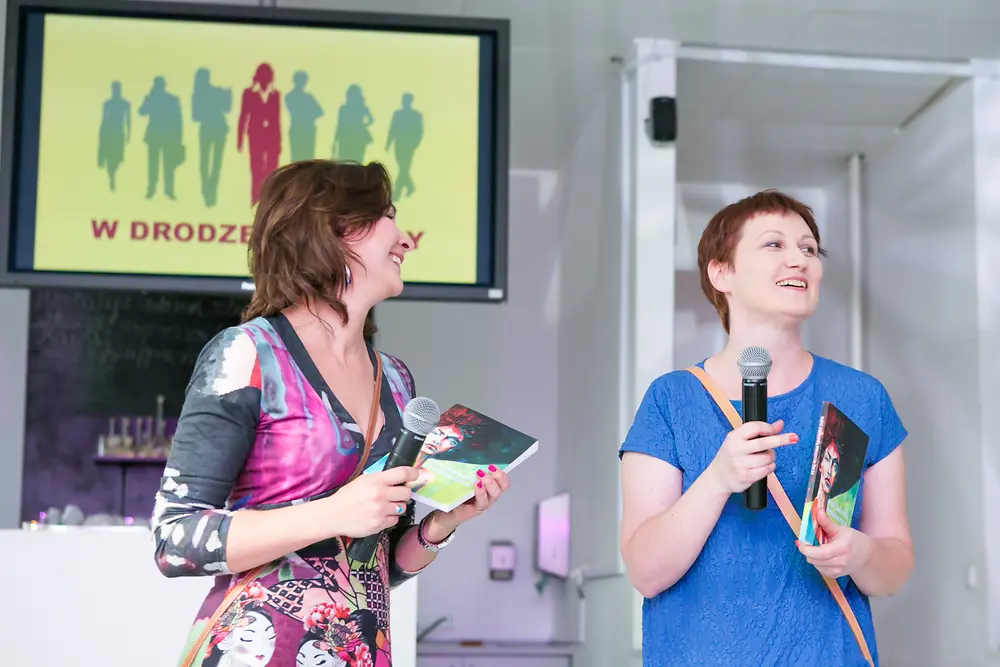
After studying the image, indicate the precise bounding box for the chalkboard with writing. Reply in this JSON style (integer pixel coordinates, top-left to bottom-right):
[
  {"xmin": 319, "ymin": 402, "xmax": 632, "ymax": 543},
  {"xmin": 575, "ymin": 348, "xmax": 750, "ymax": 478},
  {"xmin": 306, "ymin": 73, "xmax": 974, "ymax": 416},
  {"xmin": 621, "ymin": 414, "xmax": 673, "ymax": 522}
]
[{"xmin": 26, "ymin": 288, "xmax": 249, "ymax": 421}]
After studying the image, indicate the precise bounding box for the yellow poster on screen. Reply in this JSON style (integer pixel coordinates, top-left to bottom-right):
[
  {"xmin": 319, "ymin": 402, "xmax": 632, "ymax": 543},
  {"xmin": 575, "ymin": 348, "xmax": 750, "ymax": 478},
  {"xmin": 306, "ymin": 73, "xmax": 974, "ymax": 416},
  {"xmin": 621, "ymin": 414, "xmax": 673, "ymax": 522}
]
[{"xmin": 33, "ymin": 14, "xmax": 482, "ymax": 283}]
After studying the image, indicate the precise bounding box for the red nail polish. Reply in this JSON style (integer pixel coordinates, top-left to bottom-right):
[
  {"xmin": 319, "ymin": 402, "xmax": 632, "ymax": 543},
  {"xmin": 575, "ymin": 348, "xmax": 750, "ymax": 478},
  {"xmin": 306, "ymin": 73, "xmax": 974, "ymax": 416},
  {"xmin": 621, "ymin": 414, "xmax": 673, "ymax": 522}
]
[
  {"xmin": 477, "ymin": 481, "xmax": 483, "ymax": 488},
  {"xmin": 789, "ymin": 434, "xmax": 799, "ymax": 443},
  {"xmin": 476, "ymin": 469, "xmax": 485, "ymax": 478},
  {"xmin": 488, "ymin": 464, "xmax": 497, "ymax": 472}
]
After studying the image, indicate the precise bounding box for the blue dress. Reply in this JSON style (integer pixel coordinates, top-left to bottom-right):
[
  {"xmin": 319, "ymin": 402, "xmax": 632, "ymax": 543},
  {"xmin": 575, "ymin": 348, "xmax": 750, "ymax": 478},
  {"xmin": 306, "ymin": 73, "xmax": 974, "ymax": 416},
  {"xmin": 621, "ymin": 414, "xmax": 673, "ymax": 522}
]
[{"xmin": 619, "ymin": 355, "xmax": 907, "ymax": 667}]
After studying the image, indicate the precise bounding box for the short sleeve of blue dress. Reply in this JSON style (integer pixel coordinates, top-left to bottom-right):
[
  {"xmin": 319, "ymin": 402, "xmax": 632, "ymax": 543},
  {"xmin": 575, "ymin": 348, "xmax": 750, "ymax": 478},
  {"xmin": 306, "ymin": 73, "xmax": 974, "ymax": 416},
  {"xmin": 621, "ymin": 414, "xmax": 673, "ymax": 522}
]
[{"xmin": 619, "ymin": 355, "xmax": 907, "ymax": 667}]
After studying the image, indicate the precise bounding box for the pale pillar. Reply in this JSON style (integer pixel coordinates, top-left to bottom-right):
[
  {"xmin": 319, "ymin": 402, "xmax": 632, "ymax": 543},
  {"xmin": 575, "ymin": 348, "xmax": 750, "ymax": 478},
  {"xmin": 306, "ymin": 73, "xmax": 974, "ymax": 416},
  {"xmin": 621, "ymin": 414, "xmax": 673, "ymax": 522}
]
[{"xmin": 619, "ymin": 37, "xmax": 678, "ymax": 652}]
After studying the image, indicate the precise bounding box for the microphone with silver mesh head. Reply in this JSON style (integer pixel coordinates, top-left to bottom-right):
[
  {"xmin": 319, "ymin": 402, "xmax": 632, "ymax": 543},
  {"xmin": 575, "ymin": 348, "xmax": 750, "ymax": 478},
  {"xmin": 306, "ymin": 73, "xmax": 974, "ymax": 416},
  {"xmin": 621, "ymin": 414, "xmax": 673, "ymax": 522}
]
[
  {"xmin": 737, "ymin": 346, "xmax": 772, "ymax": 511},
  {"xmin": 347, "ymin": 397, "xmax": 441, "ymax": 565}
]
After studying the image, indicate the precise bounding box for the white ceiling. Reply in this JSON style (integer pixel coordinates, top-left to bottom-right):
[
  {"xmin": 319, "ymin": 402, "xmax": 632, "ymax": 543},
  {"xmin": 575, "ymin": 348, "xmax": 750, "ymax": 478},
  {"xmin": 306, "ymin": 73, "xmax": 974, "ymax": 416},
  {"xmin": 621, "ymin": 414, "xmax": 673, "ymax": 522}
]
[
  {"xmin": 475, "ymin": 0, "xmax": 1000, "ymax": 187},
  {"xmin": 311, "ymin": 0, "xmax": 1000, "ymax": 186},
  {"xmin": 320, "ymin": 0, "xmax": 1000, "ymax": 61},
  {"xmin": 676, "ymin": 59, "xmax": 953, "ymax": 186},
  {"xmin": 614, "ymin": 0, "xmax": 1000, "ymax": 61},
  {"xmin": 628, "ymin": 0, "xmax": 1000, "ymax": 186}
]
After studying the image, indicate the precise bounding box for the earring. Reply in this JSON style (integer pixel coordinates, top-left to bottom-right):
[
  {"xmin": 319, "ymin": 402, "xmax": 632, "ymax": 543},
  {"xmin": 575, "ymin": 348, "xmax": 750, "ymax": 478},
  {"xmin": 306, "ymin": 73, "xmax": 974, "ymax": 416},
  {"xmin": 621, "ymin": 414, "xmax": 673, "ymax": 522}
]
[{"xmin": 345, "ymin": 264, "xmax": 352, "ymax": 286}]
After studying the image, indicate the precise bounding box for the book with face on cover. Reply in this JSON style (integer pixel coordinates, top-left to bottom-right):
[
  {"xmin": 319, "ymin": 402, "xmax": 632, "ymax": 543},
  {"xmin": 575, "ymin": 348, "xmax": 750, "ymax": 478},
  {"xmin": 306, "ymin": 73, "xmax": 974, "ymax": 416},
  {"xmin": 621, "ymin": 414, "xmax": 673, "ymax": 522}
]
[
  {"xmin": 363, "ymin": 404, "xmax": 539, "ymax": 512},
  {"xmin": 798, "ymin": 401, "xmax": 871, "ymax": 547}
]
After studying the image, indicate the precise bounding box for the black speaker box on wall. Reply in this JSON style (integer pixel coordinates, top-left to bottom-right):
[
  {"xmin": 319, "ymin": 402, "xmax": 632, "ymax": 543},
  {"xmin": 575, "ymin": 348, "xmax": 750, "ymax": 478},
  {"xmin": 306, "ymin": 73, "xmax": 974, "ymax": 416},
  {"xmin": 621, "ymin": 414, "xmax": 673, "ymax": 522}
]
[{"xmin": 649, "ymin": 96, "xmax": 677, "ymax": 142}]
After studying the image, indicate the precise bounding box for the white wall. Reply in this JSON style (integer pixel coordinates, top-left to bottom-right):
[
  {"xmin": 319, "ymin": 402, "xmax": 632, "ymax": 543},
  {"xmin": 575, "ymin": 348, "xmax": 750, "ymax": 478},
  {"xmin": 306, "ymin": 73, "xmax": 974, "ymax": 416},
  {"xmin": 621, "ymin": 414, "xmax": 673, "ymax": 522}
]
[
  {"xmin": 863, "ymin": 78, "xmax": 994, "ymax": 667},
  {"xmin": 973, "ymin": 73, "xmax": 1000, "ymax": 658},
  {"xmin": 376, "ymin": 169, "xmax": 561, "ymax": 643},
  {"xmin": 0, "ymin": 289, "xmax": 29, "ymax": 528},
  {"xmin": 815, "ymin": 171, "xmax": 852, "ymax": 366},
  {"xmin": 376, "ymin": 16, "xmax": 661, "ymax": 667},
  {"xmin": 370, "ymin": 3, "xmax": 632, "ymax": 657},
  {"xmin": 6, "ymin": 528, "xmax": 419, "ymax": 667}
]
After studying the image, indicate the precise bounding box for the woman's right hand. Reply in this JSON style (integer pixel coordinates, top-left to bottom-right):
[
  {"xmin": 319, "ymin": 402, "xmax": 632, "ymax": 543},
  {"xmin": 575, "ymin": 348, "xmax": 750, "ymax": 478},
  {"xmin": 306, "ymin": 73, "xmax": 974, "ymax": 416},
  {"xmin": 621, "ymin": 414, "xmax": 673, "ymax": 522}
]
[
  {"xmin": 707, "ymin": 419, "xmax": 798, "ymax": 495},
  {"xmin": 323, "ymin": 466, "xmax": 420, "ymax": 538}
]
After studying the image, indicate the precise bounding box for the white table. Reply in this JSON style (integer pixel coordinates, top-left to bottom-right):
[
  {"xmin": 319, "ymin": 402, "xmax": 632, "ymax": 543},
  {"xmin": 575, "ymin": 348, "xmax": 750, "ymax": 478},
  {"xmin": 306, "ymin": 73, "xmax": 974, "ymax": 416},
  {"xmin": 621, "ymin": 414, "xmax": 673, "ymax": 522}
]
[{"xmin": 2, "ymin": 526, "xmax": 417, "ymax": 667}]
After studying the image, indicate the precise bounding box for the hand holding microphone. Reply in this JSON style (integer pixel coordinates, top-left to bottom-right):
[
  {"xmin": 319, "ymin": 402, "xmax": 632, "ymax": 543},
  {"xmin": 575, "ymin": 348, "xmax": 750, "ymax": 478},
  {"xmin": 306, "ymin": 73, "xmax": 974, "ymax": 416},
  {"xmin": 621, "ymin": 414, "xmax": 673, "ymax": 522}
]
[
  {"xmin": 346, "ymin": 396, "xmax": 441, "ymax": 565},
  {"xmin": 707, "ymin": 347, "xmax": 798, "ymax": 507},
  {"xmin": 707, "ymin": 418, "xmax": 797, "ymax": 496},
  {"xmin": 328, "ymin": 466, "xmax": 420, "ymax": 538}
]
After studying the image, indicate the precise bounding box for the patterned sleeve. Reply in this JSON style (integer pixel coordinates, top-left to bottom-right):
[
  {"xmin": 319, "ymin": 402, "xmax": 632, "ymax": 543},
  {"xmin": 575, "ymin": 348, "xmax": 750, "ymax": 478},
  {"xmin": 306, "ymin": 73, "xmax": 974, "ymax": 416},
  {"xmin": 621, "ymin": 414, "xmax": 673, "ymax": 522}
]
[
  {"xmin": 384, "ymin": 355, "xmax": 421, "ymax": 588},
  {"xmin": 152, "ymin": 327, "xmax": 261, "ymax": 578},
  {"xmin": 386, "ymin": 353, "xmax": 416, "ymax": 399}
]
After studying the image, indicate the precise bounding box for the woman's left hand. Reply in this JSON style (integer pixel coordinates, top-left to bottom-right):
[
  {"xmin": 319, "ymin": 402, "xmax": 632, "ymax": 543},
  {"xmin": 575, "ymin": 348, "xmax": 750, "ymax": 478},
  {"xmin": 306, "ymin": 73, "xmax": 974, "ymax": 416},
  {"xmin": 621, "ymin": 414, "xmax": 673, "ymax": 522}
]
[
  {"xmin": 796, "ymin": 505, "xmax": 874, "ymax": 579},
  {"xmin": 442, "ymin": 465, "xmax": 510, "ymax": 526}
]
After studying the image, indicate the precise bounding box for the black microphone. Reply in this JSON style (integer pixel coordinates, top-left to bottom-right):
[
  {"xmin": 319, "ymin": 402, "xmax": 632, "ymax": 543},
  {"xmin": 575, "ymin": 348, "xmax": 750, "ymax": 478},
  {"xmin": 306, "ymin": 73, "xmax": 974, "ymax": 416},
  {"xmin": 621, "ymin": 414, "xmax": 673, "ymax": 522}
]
[
  {"xmin": 347, "ymin": 396, "xmax": 441, "ymax": 566},
  {"xmin": 737, "ymin": 346, "xmax": 772, "ymax": 511}
]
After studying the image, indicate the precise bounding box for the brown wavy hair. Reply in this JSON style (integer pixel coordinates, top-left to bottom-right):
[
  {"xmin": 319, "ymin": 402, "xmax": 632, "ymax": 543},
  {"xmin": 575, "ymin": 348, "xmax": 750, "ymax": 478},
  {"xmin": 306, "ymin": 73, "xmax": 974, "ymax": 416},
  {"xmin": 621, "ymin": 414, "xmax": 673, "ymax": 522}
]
[
  {"xmin": 242, "ymin": 159, "xmax": 392, "ymax": 341},
  {"xmin": 697, "ymin": 189, "xmax": 825, "ymax": 333}
]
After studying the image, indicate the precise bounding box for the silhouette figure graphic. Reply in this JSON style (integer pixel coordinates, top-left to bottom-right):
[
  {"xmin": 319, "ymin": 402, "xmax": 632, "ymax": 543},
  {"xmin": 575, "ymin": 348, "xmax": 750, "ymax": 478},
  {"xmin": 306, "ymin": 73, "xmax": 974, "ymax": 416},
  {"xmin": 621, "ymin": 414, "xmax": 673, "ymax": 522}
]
[
  {"xmin": 331, "ymin": 84, "xmax": 373, "ymax": 163},
  {"xmin": 138, "ymin": 76, "xmax": 184, "ymax": 200},
  {"xmin": 192, "ymin": 68, "xmax": 232, "ymax": 207},
  {"xmin": 97, "ymin": 82, "xmax": 131, "ymax": 192},
  {"xmin": 385, "ymin": 93, "xmax": 423, "ymax": 199},
  {"xmin": 285, "ymin": 71, "xmax": 323, "ymax": 162},
  {"xmin": 238, "ymin": 63, "xmax": 281, "ymax": 206}
]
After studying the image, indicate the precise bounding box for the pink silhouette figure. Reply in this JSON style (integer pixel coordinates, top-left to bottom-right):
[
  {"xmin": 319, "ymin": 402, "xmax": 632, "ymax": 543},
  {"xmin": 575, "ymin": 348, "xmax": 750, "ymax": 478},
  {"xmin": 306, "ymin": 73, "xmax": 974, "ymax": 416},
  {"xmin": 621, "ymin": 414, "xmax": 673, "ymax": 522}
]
[{"xmin": 237, "ymin": 63, "xmax": 281, "ymax": 206}]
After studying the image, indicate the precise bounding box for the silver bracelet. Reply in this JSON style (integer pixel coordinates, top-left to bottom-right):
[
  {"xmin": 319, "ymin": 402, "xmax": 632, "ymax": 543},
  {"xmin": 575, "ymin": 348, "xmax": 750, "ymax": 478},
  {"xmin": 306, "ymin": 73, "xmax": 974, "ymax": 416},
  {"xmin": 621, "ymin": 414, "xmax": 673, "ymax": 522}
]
[{"xmin": 417, "ymin": 512, "xmax": 455, "ymax": 553}]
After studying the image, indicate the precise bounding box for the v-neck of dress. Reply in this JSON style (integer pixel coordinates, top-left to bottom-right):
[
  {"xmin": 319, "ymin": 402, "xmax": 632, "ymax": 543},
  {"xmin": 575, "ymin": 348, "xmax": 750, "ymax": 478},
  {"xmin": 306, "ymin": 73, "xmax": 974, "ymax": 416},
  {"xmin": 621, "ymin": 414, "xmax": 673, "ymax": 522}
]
[{"xmin": 269, "ymin": 314, "xmax": 400, "ymax": 455}]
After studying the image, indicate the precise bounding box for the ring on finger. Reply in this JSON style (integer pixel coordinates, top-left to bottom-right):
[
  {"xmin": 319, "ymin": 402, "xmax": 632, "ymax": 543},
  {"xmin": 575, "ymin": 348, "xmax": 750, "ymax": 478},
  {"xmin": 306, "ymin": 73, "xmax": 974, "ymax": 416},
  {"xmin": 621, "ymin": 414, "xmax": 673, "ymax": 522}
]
[{"xmin": 394, "ymin": 504, "xmax": 404, "ymax": 515}]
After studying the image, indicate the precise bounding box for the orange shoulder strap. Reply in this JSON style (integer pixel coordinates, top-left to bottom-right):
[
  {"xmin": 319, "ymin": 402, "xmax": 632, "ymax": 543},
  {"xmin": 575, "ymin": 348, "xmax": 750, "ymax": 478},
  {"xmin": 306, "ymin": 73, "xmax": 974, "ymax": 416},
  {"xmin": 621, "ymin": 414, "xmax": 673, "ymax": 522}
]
[{"xmin": 687, "ymin": 365, "xmax": 874, "ymax": 667}]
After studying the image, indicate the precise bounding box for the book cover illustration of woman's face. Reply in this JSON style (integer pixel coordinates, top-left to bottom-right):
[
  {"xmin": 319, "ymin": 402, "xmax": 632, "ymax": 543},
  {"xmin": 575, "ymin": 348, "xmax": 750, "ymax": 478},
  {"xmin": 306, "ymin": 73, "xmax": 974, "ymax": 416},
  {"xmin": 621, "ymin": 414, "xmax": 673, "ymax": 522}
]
[
  {"xmin": 420, "ymin": 424, "xmax": 463, "ymax": 459},
  {"xmin": 819, "ymin": 442, "xmax": 841, "ymax": 495}
]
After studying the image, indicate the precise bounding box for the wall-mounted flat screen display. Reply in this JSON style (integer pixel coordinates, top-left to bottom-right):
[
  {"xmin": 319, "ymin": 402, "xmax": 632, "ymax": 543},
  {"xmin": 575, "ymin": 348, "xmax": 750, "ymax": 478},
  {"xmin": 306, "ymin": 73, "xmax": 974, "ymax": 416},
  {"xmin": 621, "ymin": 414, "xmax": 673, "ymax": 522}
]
[{"xmin": 0, "ymin": 0, "xmax": 509, "ymax": 301}]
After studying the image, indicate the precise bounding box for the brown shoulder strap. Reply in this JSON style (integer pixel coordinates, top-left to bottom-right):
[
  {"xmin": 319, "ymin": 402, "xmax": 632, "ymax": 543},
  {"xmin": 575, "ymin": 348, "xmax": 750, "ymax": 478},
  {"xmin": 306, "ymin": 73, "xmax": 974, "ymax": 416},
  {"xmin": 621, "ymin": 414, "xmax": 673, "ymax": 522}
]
[
  {"xmin": 180, "ymin": 352, "xmax": 385, "ymax": 667},
  {"xmin": 178, "ymin": 564, "xmax": 264, "ymax": 667},
  {"xmin": 349, "ymin": 350, "xmax": 384, "ymax": 482},
  {"xmin": 686, "ymin": 366, "xmax": 874, "ymax": 667}
]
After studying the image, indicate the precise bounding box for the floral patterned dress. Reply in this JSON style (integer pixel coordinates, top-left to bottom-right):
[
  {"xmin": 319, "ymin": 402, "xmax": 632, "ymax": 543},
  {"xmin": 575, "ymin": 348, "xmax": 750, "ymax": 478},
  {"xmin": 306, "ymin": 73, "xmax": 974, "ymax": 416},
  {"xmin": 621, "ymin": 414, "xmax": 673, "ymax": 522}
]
[{"xmin": 152, "ymin": 314, "xmax": 420, "ymax": 667}]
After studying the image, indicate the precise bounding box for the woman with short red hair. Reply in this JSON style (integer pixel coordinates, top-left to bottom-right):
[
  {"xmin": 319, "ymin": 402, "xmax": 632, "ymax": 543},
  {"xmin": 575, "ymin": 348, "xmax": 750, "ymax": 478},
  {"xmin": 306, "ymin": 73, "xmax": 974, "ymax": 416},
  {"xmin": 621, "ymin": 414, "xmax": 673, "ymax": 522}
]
[{"xmin": 619, "ymin": 191, "xmax": 912, "ymax": 666}]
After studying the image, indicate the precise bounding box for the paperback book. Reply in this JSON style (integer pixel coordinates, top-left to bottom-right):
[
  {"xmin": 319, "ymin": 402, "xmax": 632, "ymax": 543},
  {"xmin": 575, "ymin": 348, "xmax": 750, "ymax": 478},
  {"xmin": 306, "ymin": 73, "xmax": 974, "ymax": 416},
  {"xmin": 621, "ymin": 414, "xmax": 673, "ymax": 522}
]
[
  {"xmin": 798, "ymin": 402, "xmax": 871, "ymax": 546},
  {"xmin": 364, "ymin": 404, "xmax": 538, "ymax": 512}
]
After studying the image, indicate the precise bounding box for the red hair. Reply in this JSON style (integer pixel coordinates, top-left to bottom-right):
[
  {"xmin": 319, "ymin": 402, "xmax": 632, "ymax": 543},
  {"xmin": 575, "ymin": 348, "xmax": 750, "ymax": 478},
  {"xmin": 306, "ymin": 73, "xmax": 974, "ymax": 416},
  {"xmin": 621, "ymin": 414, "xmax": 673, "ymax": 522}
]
[{"xmin": 696, "ymin": 190, "xmax": 824, "ymax": 333}]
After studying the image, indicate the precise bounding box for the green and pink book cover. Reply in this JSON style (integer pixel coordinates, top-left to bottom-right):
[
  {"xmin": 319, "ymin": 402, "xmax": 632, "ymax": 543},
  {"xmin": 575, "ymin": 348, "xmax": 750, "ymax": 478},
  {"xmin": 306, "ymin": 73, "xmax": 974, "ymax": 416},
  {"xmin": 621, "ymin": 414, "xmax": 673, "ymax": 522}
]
[{"xmin": 364, "ymin": 404, "xmax": 538, "ymax": 512}]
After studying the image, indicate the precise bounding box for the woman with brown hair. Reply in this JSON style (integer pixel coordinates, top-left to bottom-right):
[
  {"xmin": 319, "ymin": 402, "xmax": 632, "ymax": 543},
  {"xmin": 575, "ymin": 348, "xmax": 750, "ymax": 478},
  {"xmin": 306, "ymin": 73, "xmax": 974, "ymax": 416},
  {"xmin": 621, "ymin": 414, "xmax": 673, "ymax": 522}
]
[{"xmin": 152, "ymin": 159, "xmax": 509, "ymax": 667}]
